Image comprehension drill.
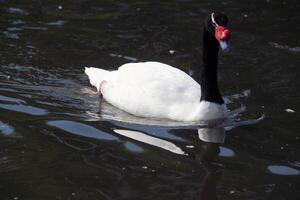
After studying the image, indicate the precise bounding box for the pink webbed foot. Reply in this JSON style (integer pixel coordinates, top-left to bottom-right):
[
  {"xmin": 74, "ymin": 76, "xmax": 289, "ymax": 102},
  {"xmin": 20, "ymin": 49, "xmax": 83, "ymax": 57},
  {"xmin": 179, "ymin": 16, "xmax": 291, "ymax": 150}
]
[{"xmin": 99, "ymin": 80, "xmax": 107, "ymax": 96}]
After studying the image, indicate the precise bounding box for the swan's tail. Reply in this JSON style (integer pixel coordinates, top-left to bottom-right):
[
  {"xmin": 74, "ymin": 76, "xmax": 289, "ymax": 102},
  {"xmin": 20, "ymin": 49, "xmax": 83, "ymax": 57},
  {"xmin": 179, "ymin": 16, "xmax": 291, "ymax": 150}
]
[{"xmin": 85, "ymin": 67, "xmax": 111, "ymax": 92}]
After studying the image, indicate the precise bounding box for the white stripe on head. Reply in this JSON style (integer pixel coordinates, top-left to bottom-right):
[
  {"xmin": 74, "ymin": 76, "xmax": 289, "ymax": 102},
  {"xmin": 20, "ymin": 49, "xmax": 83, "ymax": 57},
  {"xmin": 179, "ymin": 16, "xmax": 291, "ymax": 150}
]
[{"xmin": 211, "ymin": 12, "xmax": 218, "ymax": 27}]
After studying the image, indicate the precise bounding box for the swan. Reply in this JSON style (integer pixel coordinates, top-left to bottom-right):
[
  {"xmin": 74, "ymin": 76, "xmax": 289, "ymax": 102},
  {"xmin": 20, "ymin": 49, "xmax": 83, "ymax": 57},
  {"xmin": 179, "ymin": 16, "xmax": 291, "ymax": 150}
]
[{"xmin": 85, "ymin": 12, "xmax": 231, "ymax": 122}]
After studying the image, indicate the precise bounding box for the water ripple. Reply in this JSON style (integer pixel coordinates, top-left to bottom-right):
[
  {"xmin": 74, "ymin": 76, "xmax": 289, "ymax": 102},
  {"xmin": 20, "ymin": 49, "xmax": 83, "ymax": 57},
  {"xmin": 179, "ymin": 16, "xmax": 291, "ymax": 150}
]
[
  {"xmin": 0, "ymin": 121, "xmax": 15, "ymax": 136},
  {"xmin": 114, "ymin": 129, "xmax": 186, "ymax": 155},
  {"xmin": 0, "ymin": 156, "xmax": 21, "ymax": 173},
  {"xmin": 7, "ymin": 7, "xmax": 28, "ymax": 15},
  {"xmin": 0, "ymin": 94, "xmax": 26, "ymax": 104},
  {"xmin": 268, "ymin": 165, "xmax": 300, "ymax": 176},
  {"xmin": 219, "ymin": 146, "xmax": 235, "ymax": 157},
  {"xmin": 124, "ymin": 142, "xmax": 144, "ymax": 153},
  {"xmin": 0, "ymin": 103, "xmax": 48, "ymax": 116},
  {"xmin": 47, "ymin": 120, "xmax": 118, "ymax": 141}
]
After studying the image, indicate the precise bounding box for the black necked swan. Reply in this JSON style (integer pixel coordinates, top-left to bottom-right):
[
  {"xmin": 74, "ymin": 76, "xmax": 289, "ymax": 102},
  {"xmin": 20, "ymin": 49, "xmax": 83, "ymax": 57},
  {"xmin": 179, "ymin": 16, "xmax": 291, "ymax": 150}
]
[{"xmin": 85, "ymin": 12, "xmax": 231, "ymax": 122}]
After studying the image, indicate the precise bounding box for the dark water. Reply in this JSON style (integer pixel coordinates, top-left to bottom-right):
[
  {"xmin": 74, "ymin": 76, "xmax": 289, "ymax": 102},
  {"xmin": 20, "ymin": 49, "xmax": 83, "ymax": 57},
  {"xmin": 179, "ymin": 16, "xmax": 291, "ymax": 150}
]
[{"xmin": 1, "ymin": 0, "xmax": 300, "ymax": 199}]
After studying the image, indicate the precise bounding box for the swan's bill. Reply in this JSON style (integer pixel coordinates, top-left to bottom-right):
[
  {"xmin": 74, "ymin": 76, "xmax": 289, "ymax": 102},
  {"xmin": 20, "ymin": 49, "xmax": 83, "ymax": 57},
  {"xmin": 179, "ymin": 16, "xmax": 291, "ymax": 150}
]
[{"xmin": 220, "ymin": 40, "xmax": 230, "ymax": 52}]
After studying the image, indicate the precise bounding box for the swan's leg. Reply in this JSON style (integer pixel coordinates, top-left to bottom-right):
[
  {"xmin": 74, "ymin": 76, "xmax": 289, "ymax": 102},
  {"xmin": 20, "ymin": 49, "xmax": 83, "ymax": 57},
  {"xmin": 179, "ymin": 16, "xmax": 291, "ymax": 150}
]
[
  {"xmin": 99, "ymin": 80, "xmax": 107, "ymax": 96},
  {"xmin": 81, "ymin": 81, "xmax": 107, "ymax": 96}
]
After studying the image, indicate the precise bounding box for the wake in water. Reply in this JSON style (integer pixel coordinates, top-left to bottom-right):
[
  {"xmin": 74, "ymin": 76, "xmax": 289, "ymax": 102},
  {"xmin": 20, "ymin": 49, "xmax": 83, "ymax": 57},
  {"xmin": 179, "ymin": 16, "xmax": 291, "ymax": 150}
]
[
  {"xmin": 82, "ymin": 87, "xmax": 264, "ymax": 129},
  {"xmin": 0, "ymin": 63, "xmax": 264, "ymax": 136},
  {"xmin": 0, "ymin": 63, "xmax": 265, "ymax": 158},
  {"xmin": 1, "ymin": 64, "xmax": 264, "ymax": 123}
]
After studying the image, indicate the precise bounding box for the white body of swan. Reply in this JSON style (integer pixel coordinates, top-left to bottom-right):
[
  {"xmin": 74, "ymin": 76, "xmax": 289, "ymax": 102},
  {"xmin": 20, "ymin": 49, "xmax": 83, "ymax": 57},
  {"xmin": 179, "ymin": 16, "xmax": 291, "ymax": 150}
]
[{"xmin": 85, "ymin": 61, "xmax": 227, "ymax": 122}]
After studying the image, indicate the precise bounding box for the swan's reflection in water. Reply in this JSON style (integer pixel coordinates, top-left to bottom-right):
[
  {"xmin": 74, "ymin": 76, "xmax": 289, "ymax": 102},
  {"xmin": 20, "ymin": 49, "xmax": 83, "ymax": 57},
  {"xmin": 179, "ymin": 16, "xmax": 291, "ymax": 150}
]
[
  {"xmin": 84, "ymin": 95, "xmax": 264, "ymax": 130},
  {"xmin": 197, "ymin": 127, "xmax": 225, "ymax": 200},
  {"xmin": 85, "ymin": 98, "xmax": 227, "ymax": 127},
  {"xmin": 114, "ymin": 126, "xmax": 225, "ymax": 199},
  {"xmin": 198, "ymin": 127, "xmax": 225, "ymax": 143},
  {"xmin": 113, "ymin": 129, "xmax": 186, "ymax": 155}
]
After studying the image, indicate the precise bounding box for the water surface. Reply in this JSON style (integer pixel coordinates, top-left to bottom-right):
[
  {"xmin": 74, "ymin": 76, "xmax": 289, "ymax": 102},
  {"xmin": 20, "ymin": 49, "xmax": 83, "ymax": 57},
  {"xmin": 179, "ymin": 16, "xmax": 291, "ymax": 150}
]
[{"xmin": 0, "ymin": 0, "xmax": 299, "ymax": 199}]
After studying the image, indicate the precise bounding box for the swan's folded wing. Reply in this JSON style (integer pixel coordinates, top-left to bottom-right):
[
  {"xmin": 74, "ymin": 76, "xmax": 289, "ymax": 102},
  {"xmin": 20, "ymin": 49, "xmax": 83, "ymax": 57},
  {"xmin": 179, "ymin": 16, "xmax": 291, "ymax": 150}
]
[{"xmin": 102, "ymin": 62, "xmax": 201, "ymax": 119}]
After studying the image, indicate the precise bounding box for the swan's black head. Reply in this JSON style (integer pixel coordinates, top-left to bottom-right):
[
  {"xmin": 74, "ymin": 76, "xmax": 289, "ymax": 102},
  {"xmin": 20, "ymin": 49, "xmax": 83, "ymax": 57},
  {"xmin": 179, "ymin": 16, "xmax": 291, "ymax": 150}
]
[{"xmin": 205, "ymin": 12, "xmax": 230, "ymax": 51}]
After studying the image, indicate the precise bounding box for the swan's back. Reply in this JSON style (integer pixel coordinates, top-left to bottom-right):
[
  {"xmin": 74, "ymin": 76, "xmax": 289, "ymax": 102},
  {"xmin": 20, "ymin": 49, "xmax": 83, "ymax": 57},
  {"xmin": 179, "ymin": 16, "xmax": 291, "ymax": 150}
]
[
  {"xmin": 101, "ymin": 62, "xmax": 201, "ymax": 120},
  {"xmin": 108, "ymin": 62, "xmax": 200, "ymax": 102}
]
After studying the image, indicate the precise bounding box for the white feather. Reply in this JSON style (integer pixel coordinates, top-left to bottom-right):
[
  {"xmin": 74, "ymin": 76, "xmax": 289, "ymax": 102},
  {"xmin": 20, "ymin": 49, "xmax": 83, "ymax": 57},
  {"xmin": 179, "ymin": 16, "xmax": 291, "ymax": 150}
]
[
  {"xmin": 85, "ymin": 62, "xmax": 227, "ymax": 121},
  {"xmin": 84, "ymin": 67, "xmax": 111, "ymax": 92}
]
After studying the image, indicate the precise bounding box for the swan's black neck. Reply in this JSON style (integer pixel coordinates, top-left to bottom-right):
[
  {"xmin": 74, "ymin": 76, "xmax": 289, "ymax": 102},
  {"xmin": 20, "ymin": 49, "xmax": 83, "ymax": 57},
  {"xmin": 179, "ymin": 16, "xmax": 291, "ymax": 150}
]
[{"xmin": 200, "ymin": 28, "xmax": 224, "ymax": 104}]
